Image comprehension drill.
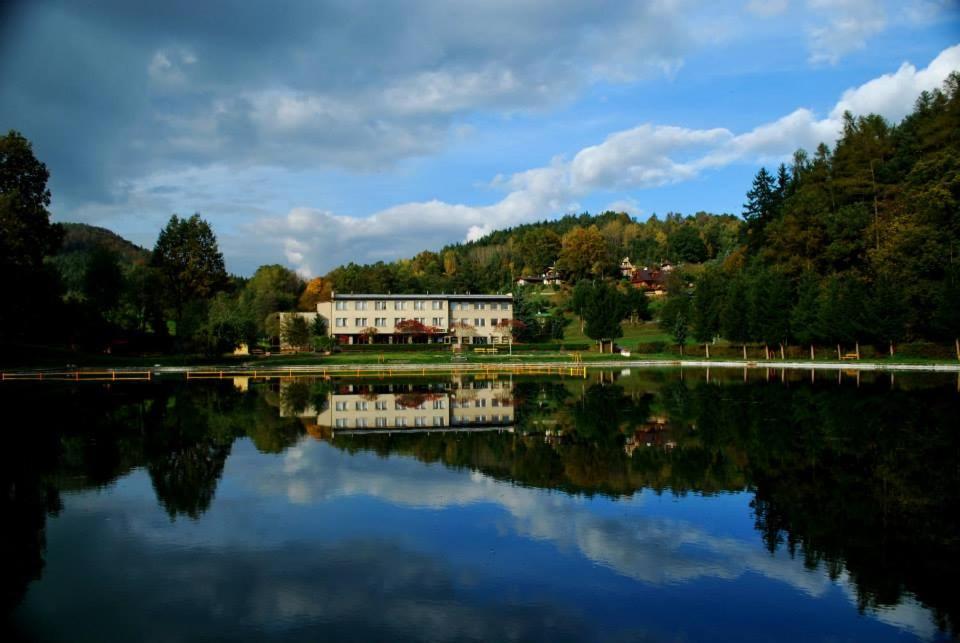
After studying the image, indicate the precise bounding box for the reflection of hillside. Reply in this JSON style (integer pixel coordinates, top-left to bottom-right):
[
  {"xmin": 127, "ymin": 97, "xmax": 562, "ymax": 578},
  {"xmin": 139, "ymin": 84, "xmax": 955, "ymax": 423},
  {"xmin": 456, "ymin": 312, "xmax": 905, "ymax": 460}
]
[{"xmin": 3, "ymin": 373, "xmax": 959, "ymax": 638}]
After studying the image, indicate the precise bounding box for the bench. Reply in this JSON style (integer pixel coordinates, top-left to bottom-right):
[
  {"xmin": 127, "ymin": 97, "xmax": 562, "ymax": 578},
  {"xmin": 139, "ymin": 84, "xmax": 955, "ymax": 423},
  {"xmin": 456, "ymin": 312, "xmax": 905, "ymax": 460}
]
[
  {"xmin": 472, "ymin": 347, "xmax": 498, "ymax": 354},
  {"xmin": 840, "ymin": 353, "xmax": 859, "ymax": 360}
]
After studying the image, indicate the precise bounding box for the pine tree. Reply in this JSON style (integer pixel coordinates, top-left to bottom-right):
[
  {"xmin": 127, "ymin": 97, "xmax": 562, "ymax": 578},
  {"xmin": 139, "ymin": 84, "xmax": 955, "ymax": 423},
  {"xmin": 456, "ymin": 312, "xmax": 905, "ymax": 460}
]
[{"xmin": 743, "ymin": 167, "xmax": 777, "ymax": 252}]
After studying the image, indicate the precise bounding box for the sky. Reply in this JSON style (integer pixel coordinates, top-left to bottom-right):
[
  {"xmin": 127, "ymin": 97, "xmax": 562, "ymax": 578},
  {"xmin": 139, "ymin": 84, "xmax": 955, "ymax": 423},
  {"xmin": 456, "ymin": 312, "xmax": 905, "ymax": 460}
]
[{"xmin": 1, "ymin": 0, "xmax": 958, "ymax": 277}]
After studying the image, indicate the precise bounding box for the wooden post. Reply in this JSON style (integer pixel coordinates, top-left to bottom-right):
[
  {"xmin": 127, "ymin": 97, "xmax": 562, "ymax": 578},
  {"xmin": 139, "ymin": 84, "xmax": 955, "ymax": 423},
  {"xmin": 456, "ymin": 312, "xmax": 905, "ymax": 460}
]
[
  {"xmin": 855, "ymin": 341, "xmax": 860, "ymax": 360},
  {"xmin": 889, "ymin": 340, "xmax": 894, "ymax": 357},
  {"xmin": 810, "ymin": 345, "xmax": 815, "ymax": 361},
  {"xmin": 837, "ymin": 344, "xmax": 841, "ymax": 360},
  {"xmin": 780, "ymin": 344, "xmax": 785, "ymax": 360},
  {"xmin": 705, "ymin": 343, "xmax": 710, "ymax": 359},
  {"xmin": 764, "ymin": 344, "xmax": 769, "ymax": 360},
  {"xmin": 742, "ymin": 344, "xmax": 747, "ymax": 360}
]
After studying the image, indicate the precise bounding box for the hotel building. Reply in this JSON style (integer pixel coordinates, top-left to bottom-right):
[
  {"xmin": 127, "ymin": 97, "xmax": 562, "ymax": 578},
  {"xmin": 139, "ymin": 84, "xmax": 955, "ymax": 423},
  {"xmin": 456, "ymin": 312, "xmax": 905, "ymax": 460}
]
[{"xmin": 315, "ymin": 292, "xmax": 514, "ymax": 345}]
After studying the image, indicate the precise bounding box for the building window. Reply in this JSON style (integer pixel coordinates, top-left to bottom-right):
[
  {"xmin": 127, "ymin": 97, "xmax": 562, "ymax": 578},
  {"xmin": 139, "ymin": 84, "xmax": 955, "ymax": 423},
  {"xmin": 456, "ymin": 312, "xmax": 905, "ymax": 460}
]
[
  {"xmin": 415, "ymin": 317, "xmax": 425, "ymax": 324},
  {"xmin": 491, "ymin": 318, "xmax": 498, "ymax": 326},
  {"xmin": 476, "ymin": 303, "xmax": 485, "ymax": 310},
  {"xmin": 500, "ymin": 303, "xmax": 510, "ymax": 310},
  {"xmin": 395, "ymin": 417, "xmax": 407, "ymax": 427},
  {"xmin": 375, "ymin": 400, "xmax": 387, "ymax": 410},
  {"xmin": 335, "ymin": 301, "xmax": 347, "ymax": 310},
  {"xmin": 335, "ymin": 401, "xmax": 347, "ymax": 411},
  {"xmin": 394, "ymin": 317, "xmax": 404, "ymax": 327},
  {"xmin": 394, "ymin": 301, "xmax": 405, "ymax": 310},
  {"xmin": 375, "ymin": 301, "xmax": 387, "ymax": 310},
  {"xmin": 375, "ymin": 417, "xmax": 387, "ymax": 427},
  {"xmin": 336, "ymin": 318, "xmax": 347, "ymax": 327},
  {"xmin": 432, "ymin": 301, "xmax": 443, "ymax": 310},
  {"xmin": 355, "ymin": 301, "xmax": 367, "ymax": 310},
  {"xmin": 414, "ymin": 301, "xmax": 425, "ymax": 311},
  {"xmin": 433, "ymin": 416, "xmax": 445, "ymax": 426},
  {"xmin": 433, "ymin": 399, "xmax": 444, "ymax": 409},
  {"xmin": 375, "ymin": 317, "xmax": 387, "ymax": 327},
  {"xmin": 335, "ymin": 418, "xmax": 347, "ymax": 428},
  {"xmin": 475, "ymin": 318, "xmax": 485, "ymax": 327},
  {"xmin": 415, "ymin": 416, "xmax": 426, "ymax": 427},
  {"xmin": 355, "ymin": 317, "xmax": 367, "ymax": 326}
]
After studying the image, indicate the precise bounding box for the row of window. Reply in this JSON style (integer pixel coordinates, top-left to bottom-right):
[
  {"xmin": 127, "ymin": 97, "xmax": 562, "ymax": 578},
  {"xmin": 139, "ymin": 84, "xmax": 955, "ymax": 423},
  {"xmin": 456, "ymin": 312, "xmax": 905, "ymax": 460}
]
[
  {"xmin": 334, "ymin": 317, "xmax": 447, "ymax": 328},
  {"xmin": 335, "ymin": 300, "xmax": 446, "ymax": 311},
  {"xmin": 332, "ymin": 415, "xmax": 510, "ymax": 428},
  {"xmin": 333, "ymin": 300, "xmax": 511, "ymax": 311},
  {"xmin": 335, "ymin": 400, "xmax": 447, "ymax": 411},
  {"xmin": 334, "ymin": 416, "xmax": 447, "ymax": 428},
  {"xmin": 451, "ymin": 302, "xmax": 510, "ymax": 311}
]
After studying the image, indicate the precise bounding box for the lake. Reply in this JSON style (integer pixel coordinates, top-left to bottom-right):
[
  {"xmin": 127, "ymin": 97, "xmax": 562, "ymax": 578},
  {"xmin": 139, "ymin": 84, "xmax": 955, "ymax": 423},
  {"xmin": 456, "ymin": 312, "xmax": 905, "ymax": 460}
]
[{"xmin": 3, "ymin": 368, "xmax": 958, "ymax": 642}]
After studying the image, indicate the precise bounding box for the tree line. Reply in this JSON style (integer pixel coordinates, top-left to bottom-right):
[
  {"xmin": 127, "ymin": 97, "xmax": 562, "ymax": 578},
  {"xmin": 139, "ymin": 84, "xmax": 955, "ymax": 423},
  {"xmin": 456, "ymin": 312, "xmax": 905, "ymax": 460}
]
[{"xmin": 655, "ymin": 73, "xmax": 960, "ymax": 355}]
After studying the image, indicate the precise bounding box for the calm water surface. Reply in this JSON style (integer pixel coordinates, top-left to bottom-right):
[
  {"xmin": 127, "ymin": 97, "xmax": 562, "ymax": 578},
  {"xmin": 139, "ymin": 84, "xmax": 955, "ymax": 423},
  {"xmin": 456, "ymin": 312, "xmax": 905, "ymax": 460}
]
[{"xmin": 3, "ymin": 369, "xmax": 958, "ymax": 642}]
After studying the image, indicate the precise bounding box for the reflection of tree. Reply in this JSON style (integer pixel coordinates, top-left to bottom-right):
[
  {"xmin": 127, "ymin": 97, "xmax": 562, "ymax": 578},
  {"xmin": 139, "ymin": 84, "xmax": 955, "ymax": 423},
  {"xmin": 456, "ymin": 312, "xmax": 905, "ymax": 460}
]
[
  {"xmin": 142, "ymin": 387, "xmax": 238, "ymax": 520},
  {"xmin": 329, "ymin": 376, "xmax": 960, "ymax": 637}
]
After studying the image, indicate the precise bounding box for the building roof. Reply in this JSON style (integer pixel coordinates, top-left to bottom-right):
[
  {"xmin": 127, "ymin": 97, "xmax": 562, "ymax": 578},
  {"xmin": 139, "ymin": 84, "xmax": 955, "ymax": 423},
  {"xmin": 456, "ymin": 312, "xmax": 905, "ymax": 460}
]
[{"xmin": 331, "ymin": 292, "xmax": 512, "ymax": 301}]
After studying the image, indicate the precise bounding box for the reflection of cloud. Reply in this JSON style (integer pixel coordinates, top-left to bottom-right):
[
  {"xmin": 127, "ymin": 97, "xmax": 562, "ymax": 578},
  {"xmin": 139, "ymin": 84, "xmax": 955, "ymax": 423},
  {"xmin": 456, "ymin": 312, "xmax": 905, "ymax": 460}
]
[
  {"xmin": 21, "ymin": 516, "xmax": 589, "ymax": 642},
  {"xmin": 67, "ymin": 436, "xmax": 941, "ymax": 639}
]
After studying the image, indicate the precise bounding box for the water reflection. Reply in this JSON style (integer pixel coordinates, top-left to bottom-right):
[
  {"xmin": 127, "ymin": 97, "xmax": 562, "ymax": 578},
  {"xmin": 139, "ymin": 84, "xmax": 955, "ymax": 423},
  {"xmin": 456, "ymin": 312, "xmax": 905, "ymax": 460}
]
[{"xmin": 3, "ymin": 369, "xmax": 958, "ymax": 641}]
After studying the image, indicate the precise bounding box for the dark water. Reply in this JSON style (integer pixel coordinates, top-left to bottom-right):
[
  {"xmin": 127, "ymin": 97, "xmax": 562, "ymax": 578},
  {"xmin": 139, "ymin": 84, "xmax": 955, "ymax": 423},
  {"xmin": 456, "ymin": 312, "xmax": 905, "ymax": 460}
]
[{"xmin": 3, "ymin": 369, "xmax": 959, "ymax": 642}]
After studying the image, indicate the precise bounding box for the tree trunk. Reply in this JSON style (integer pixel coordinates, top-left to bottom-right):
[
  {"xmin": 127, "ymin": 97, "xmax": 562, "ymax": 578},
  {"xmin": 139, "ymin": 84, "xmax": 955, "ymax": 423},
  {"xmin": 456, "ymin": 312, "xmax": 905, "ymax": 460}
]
[
  {"xmin": 742, "ymin": 344, "xmax": 747, "ymax": 360},
  {"xmin": 810, "ymin": 344, "xmax": 815, "ymax": 361},
  {"xmin": 889, "ymin": 340, "xmax": 894, "ymax": 357},
  {"xmin": 705, "ymin": 343, "xmax": 710, "ymax": 359},
  {"xmin": 764, "ymin": 344, "xmax": 769, "ymax": 360},
  {"xmin": 855, "ymin": 341, "xmax": 860, "ymax": 359},
  {"xmin": 955, "ymin": 338, "xmax": 959, "ymax": 361},
  {"xmin": 779, "ymin": 343, "xmax": 785, "ymax": 360},
  {"xmin": 679, "ymin": 343, "xmax": 684, "ymax": 357},
  {"xmin": 837, "ymin": 344, "xmax": 841, "ymax": 360}
]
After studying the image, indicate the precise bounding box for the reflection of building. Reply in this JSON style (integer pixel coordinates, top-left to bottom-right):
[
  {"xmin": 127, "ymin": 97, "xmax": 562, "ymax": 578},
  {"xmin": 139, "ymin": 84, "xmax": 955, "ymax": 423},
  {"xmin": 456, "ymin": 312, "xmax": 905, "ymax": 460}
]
[
  {"xmin": 318, "ymin": 292, "xmax": 513, "ymax": 346},
  {"xmin": 315, "ymin": 380, "xmax": 515, "ymax": 434},
  {"xmin": 623, "ymin": 416, "xmax": 676, "ymax": 456}
]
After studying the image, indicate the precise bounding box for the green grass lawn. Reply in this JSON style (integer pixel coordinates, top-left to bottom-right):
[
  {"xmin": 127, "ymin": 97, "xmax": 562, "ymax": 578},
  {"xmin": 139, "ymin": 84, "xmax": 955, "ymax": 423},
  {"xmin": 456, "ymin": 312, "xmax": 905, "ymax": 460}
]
[{"xmin": 562, "ymin": 318, "xmax": 672, "ymax": 345}]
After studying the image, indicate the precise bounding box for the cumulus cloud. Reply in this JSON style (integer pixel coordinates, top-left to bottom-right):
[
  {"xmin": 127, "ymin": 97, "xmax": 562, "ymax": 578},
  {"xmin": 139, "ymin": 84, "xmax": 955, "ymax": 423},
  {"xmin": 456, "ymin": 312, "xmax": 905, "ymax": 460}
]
[{"xmin": 240, "ymin": 45, "xmax": 959, "ymax": 276}]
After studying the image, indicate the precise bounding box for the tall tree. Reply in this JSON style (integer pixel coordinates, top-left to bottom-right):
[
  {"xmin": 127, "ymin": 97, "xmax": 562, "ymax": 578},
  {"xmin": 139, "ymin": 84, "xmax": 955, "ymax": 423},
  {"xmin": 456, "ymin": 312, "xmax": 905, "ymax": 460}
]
[
  {"xmin": 0, "ymin": 130, "xmax": 63, "ymax": 341},
  {"xmin": 579, "ymin": 281, "xmax": 629, "ymax": 348},
  {"xmin": 691, "ymin": 266, "xmax": 724, "ymax": 343},
  {"xmin": 151, "ymin": 214, "xmax": 227, "ymax": 331},
  {"xmin": 557, "ymin": 226, "xmax": 611, "ymax": 281},
  {"xmin": 742, "ymin": 167, "xmax": 778, "ymax": 252}
]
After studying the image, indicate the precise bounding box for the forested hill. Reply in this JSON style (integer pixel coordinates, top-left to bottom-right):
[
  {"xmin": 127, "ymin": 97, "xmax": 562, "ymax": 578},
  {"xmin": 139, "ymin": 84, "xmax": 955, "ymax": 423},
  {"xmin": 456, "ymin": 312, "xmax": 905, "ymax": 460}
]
[
  {"xmin": 323, "ymin": 210, "xmax": 741, "ymax": 295},
  {"xmin": 58, "ymin": 223, "xmax": 150, "ymax": 263}
]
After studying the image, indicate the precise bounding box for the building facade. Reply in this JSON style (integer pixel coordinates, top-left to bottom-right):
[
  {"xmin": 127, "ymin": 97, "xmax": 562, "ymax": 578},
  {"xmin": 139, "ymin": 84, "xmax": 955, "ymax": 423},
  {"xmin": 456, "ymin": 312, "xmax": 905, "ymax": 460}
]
[
  {"xmin": 317, "ymin": 292, "xmax": 513, "ymax": 345},
  {"xmin": 314, "ymin": 379, "xmax": 515, "ymax": 432}
]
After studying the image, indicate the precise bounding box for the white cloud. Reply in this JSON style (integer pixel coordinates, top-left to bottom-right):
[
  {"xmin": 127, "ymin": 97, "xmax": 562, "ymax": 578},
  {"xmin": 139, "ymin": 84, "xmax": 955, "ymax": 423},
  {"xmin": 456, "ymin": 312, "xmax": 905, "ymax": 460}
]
[
  {"xmin": 806, "ymin": 0, "xmax": 888, "ymax": 64},
  {"xmin": 829, "ymin": 43, "xmax": 960, "ymax": 121},
  {"xmin": 233, "ymin": 44, "xmax": 959, "ymax": 277}
]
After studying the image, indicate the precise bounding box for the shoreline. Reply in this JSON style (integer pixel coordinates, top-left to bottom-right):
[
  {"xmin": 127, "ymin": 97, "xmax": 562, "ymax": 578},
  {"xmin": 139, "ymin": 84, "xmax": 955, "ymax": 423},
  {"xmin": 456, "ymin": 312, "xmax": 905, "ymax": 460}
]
[{"xmin": 3, "ymin": 358, "xmax": 960, "ymax": 379}]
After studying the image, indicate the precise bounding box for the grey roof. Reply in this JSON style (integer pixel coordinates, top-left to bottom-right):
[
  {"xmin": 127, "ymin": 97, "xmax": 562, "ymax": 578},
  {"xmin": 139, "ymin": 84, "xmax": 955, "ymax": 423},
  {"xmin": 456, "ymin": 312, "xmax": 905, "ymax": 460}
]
[{"xmin": 331, "ymin": 292, "xmax": 512, "ymax": 300}]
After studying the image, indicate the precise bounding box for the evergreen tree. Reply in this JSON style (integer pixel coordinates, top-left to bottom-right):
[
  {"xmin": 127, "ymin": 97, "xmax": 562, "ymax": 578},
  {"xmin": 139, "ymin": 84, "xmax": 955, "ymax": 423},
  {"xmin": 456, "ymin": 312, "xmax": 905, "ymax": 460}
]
[{"xmin": 743, "ymin": 167, "xmax": 777, "ymax": 251}]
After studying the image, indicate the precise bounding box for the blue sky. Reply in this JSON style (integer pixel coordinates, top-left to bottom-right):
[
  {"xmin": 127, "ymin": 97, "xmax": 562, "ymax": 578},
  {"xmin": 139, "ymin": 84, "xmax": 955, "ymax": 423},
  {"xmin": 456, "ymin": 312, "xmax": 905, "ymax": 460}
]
[{"xmin": 1, "ymin": 0, "xmax": 958, "ymax": 276}]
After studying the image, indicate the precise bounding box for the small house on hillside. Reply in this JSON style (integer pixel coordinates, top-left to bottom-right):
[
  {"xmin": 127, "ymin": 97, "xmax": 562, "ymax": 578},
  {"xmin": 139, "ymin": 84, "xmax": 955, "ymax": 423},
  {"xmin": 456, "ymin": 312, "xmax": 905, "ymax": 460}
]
[
  {"xmin": 631, "ymin": 268, "xmax": 667, "ymax": 296},
  {"xmin": 619, "ymin": 257, "xmax": 635, "ymax": 278}
]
